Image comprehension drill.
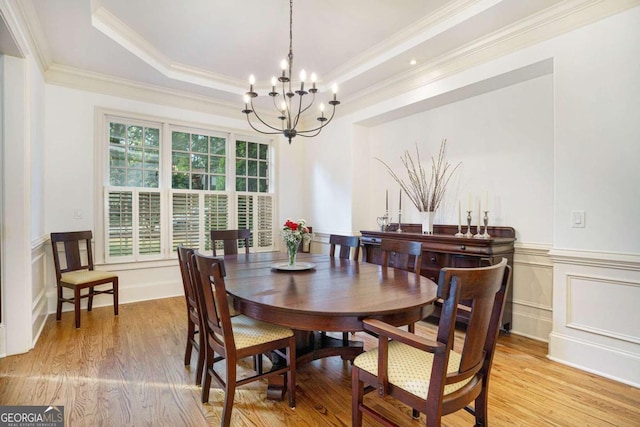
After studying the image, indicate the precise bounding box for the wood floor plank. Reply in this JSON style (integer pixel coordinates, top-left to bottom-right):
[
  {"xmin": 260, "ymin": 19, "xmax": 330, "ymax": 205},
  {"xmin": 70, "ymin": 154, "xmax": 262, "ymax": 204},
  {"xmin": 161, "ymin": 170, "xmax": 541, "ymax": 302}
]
[{"xmin": 1, "ymin": 297, "xmax": 639, "ymax": 426}]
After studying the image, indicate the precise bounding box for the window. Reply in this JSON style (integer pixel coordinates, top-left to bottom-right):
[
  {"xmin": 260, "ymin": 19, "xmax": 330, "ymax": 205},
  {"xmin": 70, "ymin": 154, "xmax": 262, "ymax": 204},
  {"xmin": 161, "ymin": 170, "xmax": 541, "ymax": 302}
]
[{"xmin": 101, "ymin": 113, "xmax": 275, "ymax": 262}]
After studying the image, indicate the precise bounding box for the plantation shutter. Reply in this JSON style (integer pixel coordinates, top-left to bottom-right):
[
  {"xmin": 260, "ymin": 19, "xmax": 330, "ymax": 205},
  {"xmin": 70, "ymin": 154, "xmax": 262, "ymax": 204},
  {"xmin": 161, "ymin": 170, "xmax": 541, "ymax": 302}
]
[
  {"xmin": 138, "ymin": 191, "xmax": 162, "ymax": 255},
  {"xmin": 107, "ymin": 190, "xmax": 134, "ymax": 257},
  {"xmin": 256, "ymin": 195, "xmax": 274, "ymax": 249},
  {"xmin": 204, "ymin": 193, "xmax": 230, "ymax": 251},
  {"xmin": 172, "ymin": 192, "xmax": 200, "ymax": 250}
]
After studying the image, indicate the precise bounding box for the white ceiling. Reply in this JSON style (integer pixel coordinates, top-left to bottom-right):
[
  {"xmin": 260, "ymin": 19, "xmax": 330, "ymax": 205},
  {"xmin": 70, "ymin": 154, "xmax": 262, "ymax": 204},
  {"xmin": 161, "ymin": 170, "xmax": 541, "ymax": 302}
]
[{"xmin": 8, "ymin": 0, "xmax": 619, "ymax": 109}]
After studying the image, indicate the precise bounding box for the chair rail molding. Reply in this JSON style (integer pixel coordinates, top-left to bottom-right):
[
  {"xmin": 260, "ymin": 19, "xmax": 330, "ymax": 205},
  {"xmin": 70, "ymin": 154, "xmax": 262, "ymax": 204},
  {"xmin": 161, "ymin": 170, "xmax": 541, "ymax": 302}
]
[{"xmin": 548, "ymin": 247, "xmax": 640, "ymax": 387}]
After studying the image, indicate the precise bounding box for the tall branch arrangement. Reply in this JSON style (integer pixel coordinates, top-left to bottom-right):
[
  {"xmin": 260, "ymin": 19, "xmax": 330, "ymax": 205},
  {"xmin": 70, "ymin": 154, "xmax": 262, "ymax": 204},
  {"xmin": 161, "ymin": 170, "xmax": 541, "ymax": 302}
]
[{"xmin": 375, "ymin": 139, "xmax": 461, "ymax": 212}]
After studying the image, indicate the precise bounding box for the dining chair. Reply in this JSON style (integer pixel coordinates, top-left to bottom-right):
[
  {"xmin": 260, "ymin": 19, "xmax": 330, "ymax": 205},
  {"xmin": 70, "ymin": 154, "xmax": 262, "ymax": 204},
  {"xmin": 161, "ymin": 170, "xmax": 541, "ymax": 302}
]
[
  {"xmin": 380, "ymin": 238, "xmax": 423, "ymax": 333},
  {"xmin": 328, "ymin": 234, "xmax": 361, "ymax": 342},
  {"xmin": 190, "ymin": 251, "xmax": 296, "ymax": 425},
  {"xmin": 329, "ymin": 234, "xmax": 360, "ymax": 261},
  {"xmin": 351, "ymin": 259, "xmax": 510, "ymax": 427},
  {"xmin": 177, "ymin": 245, "xmax": 205, "ymax": 385},
  {"xmin": 380, "ymin": 238, "xmax": 422, "ymax": 276},
  {"xmin": 50, "ymin": 231, "xmax": 118, "ymax": 328},
  {"xmin": 210, "ymin": 229, "xmax": 251, "ymax": 257}
]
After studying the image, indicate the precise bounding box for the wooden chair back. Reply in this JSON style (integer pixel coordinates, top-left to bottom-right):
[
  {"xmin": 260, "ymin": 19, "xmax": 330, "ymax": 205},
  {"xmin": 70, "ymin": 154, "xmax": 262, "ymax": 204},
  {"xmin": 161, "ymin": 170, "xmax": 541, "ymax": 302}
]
[
  {"xmin": 436, "ymin": 259, "xmax": 510, "ymax": 386},
  {"xmin": 50, "ymin": 230, "xmax": 95, "ymax": 280},
  {"xmin": 329, "ymin": 234, "xmax": 360, "ymax": 260},
  {"xmin": 210, "ymin": 229, "xmax": 250, "ymax": 256},
  {"xmin": 380, "ymin": 238, "xmax": 422, "ymax": 276},
  {"xmin": 177, "ymin": 245, "xmax": 205, "ymax": 384},
  {"xmin": 177, "ymin": 245, "xmax": 198, "ymax": 316},
  {"xmin": 191, "ymin": 253, "xmax": 231, "ymax": 355}
]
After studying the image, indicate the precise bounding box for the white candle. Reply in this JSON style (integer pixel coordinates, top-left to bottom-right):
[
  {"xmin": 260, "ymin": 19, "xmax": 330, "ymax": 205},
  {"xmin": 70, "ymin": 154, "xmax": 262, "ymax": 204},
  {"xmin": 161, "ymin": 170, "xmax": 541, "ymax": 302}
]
[
  {"xmin": 458, "ymin": 201, "xmax": 462, "ymax": 227},
  {"xmin": 399, "ymin": 191, "xmax": 402, "ymax": 210},
  {"xmin": 386, "ymin": 190, "xmax": 388, "ymax": 211}
]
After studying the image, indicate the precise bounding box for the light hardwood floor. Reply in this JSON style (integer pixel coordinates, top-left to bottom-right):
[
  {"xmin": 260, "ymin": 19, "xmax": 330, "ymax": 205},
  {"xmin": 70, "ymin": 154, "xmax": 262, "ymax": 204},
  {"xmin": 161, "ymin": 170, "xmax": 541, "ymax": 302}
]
[{"xmin": 1, "ymin": 297, "xmax": 639, "ymax": 426}]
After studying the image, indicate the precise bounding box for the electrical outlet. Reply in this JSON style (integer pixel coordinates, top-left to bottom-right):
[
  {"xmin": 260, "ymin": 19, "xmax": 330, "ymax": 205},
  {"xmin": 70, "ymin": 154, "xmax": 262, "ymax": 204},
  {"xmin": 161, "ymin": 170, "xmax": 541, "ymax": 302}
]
[{"xmin": 571, "ymin": 210, "xmax": 585, "ymax": 228}]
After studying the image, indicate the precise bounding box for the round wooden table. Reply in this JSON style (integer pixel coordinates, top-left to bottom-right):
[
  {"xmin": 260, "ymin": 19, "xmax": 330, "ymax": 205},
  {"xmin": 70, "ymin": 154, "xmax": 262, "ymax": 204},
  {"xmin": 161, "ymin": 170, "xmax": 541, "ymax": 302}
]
[{"xmin": 222, "ymin": 252, "xmax": 437, "ymax": 400}]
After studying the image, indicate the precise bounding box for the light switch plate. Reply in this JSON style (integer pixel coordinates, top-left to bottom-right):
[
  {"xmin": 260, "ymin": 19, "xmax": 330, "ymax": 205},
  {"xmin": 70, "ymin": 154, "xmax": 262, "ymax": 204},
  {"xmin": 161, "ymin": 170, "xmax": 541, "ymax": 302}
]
[{"xmin": 571, "ymin": 210, "xmax": 585, "ymax": 228}]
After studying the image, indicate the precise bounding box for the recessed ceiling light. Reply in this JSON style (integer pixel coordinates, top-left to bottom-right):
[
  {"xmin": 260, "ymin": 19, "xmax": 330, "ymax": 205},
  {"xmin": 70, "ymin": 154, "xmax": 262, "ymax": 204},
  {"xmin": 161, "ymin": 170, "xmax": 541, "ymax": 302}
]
[{"xmin": 410, "ymin": 59, "xmax": 417, "ymax": 66}]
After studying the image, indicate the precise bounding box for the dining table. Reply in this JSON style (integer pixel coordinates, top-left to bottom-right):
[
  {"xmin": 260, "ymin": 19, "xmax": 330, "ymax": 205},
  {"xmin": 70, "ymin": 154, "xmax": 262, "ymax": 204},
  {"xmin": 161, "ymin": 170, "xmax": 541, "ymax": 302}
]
[{"xmin": 221, "ymin": 251, "xmax": 438, "ymax": 400}]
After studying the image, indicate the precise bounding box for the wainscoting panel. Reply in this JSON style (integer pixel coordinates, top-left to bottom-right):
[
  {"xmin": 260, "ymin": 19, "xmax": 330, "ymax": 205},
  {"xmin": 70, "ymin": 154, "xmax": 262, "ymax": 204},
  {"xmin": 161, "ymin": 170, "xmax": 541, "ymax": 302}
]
[
  {"xmin": 566, "ymin": 274, "xmax": 640, "ymax": 344},
  {"xmin": 31, "ymin": 236, "xmax": 49, "ymax": 346},
  {"xmin": 549, "ymin": 248, "xmax": 640, "ymax": 387},
  {"xmin": 512, "ymin": 243, "xmax": 553, "ymax": 341}
]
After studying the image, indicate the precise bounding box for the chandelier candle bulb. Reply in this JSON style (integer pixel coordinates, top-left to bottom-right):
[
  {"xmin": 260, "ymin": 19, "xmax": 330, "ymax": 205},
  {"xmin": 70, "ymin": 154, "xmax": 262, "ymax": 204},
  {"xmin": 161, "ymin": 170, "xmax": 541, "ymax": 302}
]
[{"xmin": 311, "ymin": 73, "xmax": 317, "ymax": 90}]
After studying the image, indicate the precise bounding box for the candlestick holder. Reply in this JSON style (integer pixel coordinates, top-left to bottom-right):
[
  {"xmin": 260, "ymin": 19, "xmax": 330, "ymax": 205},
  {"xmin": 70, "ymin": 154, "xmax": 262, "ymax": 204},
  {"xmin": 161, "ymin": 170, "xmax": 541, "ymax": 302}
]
[
  {"xmin": 464, "ymin": 211, "xmax": 473, "ymax": 238},
  {"xmin": 482, "ymin": 211, "xmax": 491, "ymax": 239},
  {"xmin": 454, "ymin": 222, "xmax": 464, "ymax": 237},
  {"xmin": 397, "ymin": 210, "xmax": 402, "ymax": 233},
  {"xmin": 473, "ymin": 222, "xmax": 484, "ymax": 238}
]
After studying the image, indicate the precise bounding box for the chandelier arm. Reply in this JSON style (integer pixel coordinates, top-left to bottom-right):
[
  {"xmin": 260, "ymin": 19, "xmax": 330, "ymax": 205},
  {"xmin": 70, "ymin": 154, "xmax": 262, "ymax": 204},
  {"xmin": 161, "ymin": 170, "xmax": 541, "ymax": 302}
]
[
  {"xmin": 296, "ymin": 104, "xmax": 337, "ymax": 134},
  {"xmin": 249, "ymin": 110, "xmax": 286, "ymax": 133},
  {"xmin": 245, "ymin": 115, "xmax": 286, "ymax": 135},
  {"xmin": 296, "ymin": 128, "xmax": 324, "ymax": 138},
  {"xmin": 248, "ymin": 97, "xmax": 286, "ymax": 133}
]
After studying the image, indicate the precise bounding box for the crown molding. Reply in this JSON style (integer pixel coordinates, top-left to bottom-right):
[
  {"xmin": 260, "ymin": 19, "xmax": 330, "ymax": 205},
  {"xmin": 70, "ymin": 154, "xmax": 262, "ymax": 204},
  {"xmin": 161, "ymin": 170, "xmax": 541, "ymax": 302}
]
[
  {"xmin": 91, "ymin": 4, "xmax": 244, "ymax": 94},
  {"xmin": 325, "ymin": 0, "xmax": 493, "ymax": 85},
  {"xmin": 341, "ymin": 0, "xmax": 640, "ymax": 116},
  {"xmin": 45, "ymin": 63, "xmax": 241, "ymax": 118},
  {"xmin": 0, "ymin": 0, "xmax": 51, "ymax": 70}
]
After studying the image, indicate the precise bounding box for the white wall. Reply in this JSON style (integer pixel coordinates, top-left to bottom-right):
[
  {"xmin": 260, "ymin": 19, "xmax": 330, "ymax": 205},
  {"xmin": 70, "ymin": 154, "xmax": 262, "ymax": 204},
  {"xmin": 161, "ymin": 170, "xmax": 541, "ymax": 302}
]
[
  {"xmin": 302, "ymin": 6, "xmax": 640, "ymax": 386},
  {"xmin": 547, "ymin": 7, "xmax": 640, "ymax": 387},
  {"xmin": 366, "ymin": 74, "xmax": 554, "ymax": 244}
]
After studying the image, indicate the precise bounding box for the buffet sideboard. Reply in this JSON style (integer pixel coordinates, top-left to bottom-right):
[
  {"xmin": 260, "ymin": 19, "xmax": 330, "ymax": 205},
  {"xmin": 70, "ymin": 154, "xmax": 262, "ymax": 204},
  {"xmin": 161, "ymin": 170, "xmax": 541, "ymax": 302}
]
[{"xmin": 360, "ymin": 224, "xmax": 516, "ymax": 332}]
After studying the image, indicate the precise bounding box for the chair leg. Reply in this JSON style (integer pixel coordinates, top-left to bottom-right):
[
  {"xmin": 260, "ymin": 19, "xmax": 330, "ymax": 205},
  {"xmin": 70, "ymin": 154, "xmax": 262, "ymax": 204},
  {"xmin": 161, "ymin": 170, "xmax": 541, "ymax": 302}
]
[
  {"xmin": 474, "ymin": 384, "xmax": 489, "ymax": 426},
  {"xmin": 408, "ymin": 322, "xmax": 415, "ymax": 333},
  {"xmin": 253, "ymin": 354, "xmax": 263, "ymax": 375},
  {"xmin": 74, "ymin": 288, "xmax": 81, "ymax": 328},
  {"xmin": 185, "ymin": 321, "xmax": 195, "ymax": 366},
  {"xmin": 56, "ymin": 286, "xmax": 63, "ymax": 321},
  {"xmin": 113, "ymin": 278, "xmax": 119, "ymax": 315},
  {"xmin": 287, "ymin": 338, "xmax": 296, "ymax": 408},
  {"xmin": 195, "ymin": 329, "xmax": 205, "ymax": 386},
  {"xmin": 87, "ymin": 287, "xmax": 94, "ymax": 312},
  {"xmin": 201, "ymin": 347, "xmax": 214, "ymax": 403},
  {"xmin": 351, "ymin": 367, "xmax": 364, "ymax": 427},
  {"xmin": 222, "ymin": 364, "xmax": 237, "ymax": 426}
]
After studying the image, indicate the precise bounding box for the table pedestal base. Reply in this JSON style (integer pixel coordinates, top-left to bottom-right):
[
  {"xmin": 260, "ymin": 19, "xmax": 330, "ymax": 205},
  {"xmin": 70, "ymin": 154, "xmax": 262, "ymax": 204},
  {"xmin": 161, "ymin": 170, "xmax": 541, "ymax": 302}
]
[{"xmin": 266, "ymin": 331, "xmax": 364, "ymax": 401}]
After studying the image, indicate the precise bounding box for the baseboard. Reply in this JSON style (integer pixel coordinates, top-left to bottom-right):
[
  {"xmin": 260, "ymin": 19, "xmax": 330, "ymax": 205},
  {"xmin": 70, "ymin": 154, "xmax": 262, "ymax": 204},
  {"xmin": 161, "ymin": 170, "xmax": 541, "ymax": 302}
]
[
  {"xmin": 548, "ymin": 332, "xmax": 640, "ymax": 388},
  {"xmin": 46, "ymin": 279, "xmax": 184, "ymax": 314}
]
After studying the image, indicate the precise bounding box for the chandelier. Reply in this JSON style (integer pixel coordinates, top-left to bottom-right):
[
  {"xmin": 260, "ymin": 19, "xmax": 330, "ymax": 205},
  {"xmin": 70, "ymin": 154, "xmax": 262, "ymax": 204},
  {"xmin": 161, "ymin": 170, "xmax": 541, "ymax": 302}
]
[{"xmin": 242, "ymin": 0, "xmax": 340, "ymax": 144}]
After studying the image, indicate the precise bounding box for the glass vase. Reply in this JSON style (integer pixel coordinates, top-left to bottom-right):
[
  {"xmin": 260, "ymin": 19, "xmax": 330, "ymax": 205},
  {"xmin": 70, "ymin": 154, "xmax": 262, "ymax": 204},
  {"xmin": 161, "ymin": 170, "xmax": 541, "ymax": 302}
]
[{"xmin": 286, "ymin": 238, "xmax": 301, "ymax": 266}]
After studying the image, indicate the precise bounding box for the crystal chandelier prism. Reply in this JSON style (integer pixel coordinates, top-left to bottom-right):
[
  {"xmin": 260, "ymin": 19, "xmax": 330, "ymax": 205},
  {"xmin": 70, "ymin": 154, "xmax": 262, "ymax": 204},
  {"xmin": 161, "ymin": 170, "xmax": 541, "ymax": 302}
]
[{"xmin": 242, "ymin": 0, "xmax": 340, "ymax": 144}]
